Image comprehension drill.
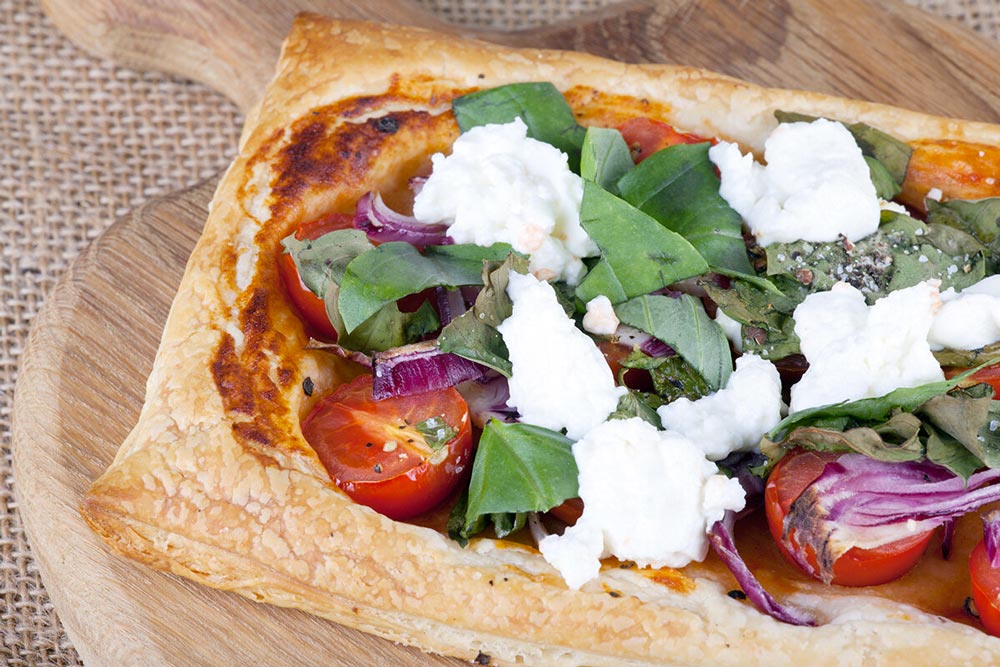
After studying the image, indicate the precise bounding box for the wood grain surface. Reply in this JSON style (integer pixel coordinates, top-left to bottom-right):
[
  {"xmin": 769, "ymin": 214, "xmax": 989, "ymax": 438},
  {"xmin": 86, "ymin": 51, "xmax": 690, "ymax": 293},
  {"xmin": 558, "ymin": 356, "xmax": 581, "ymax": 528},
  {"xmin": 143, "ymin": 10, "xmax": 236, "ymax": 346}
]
[{"xmin": 12, "ymin": 1, "xmax": 1000, "ymax": 666}]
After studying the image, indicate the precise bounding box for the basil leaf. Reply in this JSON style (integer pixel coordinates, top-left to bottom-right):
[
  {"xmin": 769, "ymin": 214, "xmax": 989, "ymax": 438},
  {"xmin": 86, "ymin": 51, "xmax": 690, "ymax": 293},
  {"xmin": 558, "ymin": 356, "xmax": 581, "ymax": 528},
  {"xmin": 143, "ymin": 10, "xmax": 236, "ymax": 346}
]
[
  {"xmin": 769, "ymin": 375, "xmax": 973, "ymax": 442},
  {"xmin": 463, "ymin": 421, "xmax": 578, "ymax": 529},
  {"xmin": 609, "ymin": 390, "xmax": 664, "ymax": 427},
  {"xmin": 490, "ymin": 512, "xmax": 527, "ymax": 539},
  {"xmin": 926, "ymin": 197, "xmax": 1000, "ymax": 274},
  {"xmin": 580, "ymin": 127, "xmax": 634, "ymax": 194},
  {"xmin": 865, "ymin": 155, "xmax": 902, "ymax": 200},
  {"xmin": 775, "ymin": 110, "xmax": 912, "ymax": 185},
  {"xmin": 617, "ymin": 142, "xmax": 755, "ymax": 275},
  {"xmin": 933, "ymin": 341, "xmax": 1000, "ymax": 369},
  {"xmin": 330, "ymin": 298, "xmax": 440, "ymax": 354},
  {"xmin": 438, "ymin": 255, "xmax": 527, "ymax": 376},
  {"xmin": 338, "ymin": 242, "xmax": 512, "ymax": 332},
  {"xmin": 701, "ymin": 277, "xmax": 804, "ymax": 360},
  {"xmin": 452, "ymin": 82, "xmax": 586, "ymax": 170},
  {"xmin": 414, "ymin": 415, "xmax": 459, "ymax": 451},
  {"xmin": 615, "ymin": 293, "xmax": 732, "ymax": 391},
  {"xmin": 447, "ymin": 489, "xmax": 486, "ymax": 547},
  {"xmin": 574, "ymin": 181, "xmax": 708, "ymax": 304},
  {"xmin": 764, "ymin": 213, "xmax": 986, "ymax": 304},
  {"xmin": 924, "ymin": 423, "xmax": 984, "ymax": 479},
  {"xmin": 918, "ymin": 386, "xmax": 999, "ymax": 468},
  {"xmin": 281, "ymin": 229, "xmax": 373, "ymax": 297}
]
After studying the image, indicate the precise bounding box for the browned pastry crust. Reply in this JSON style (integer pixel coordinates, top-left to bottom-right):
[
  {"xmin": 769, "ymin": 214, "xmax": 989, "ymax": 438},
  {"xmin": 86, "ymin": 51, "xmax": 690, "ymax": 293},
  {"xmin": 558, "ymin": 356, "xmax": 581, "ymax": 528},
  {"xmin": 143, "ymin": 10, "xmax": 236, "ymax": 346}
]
[{"xmin": 81, "ymin": 14, "xmax": 1000, "ymax": 666}]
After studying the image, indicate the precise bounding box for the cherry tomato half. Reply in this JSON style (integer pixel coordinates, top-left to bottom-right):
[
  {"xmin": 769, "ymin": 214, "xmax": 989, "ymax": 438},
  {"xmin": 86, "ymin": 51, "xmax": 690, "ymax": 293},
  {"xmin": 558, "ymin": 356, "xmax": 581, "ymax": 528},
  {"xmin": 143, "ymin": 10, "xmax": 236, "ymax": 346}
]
[
  {"xmin": 277, "ymin": 212, "xmax": 355, "ymax": 341},
  {"xmin": 970, "ymin": 539, "xmax": 1000, "ymax": 636},
  {"xmin": 618, "ymin": 117, "xmax": 710, "ymax": 163},
  {"xmin": 301, "ymin": 374, "xmax": 473, "ymax": 520},
  {"xmin": 944, "ymin": 362, "xmax": 1000, "ymax": 398},
  {"xmin": 764, "ymin": 450, "xmax": 935, "ymax": 587},
  {"xmin": 596, "ymin": 340, "xmax": 654, "ymax": 392}
]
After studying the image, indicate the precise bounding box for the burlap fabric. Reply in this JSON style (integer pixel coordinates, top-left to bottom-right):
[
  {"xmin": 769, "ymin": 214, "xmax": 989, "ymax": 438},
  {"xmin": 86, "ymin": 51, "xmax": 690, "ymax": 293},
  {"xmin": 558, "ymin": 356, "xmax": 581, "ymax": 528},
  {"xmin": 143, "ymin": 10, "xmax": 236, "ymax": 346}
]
[{"xmin": 3, "ymin": 0, "xmax": 999, "ymax": 664}]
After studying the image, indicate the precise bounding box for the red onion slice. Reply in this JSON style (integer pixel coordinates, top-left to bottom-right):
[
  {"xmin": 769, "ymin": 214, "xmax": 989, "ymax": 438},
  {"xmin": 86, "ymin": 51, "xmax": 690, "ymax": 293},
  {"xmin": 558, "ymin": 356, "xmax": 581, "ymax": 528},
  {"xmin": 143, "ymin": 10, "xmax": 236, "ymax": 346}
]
[
  {"xmin": 708, "ymin": 516, "xmax": 816, "ymax": 626},
  {"xmin": 983, "ymin": 509, "xmax": 1000, "ymax": 568},
  {"xmin": 372, "ymin": 340, "xmax": 488, "ymax": 400},
  {"xmin": 354, "ymin": 191, "xmax": 452, "ymax": 248},
  {"xmin": 455, "ymin": 372, "xmax": 518, "ymax": 428},
  {"xmin": 616, "ymin": 325, "xmax": 676, "ymax": 358}
]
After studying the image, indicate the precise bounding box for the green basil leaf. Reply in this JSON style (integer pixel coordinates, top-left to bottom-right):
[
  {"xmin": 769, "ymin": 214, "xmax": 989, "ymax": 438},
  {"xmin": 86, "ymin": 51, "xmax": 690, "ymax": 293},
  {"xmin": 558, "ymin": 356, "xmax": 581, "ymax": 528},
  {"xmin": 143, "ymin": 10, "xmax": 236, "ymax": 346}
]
[
  {"xmin": 926, "ymin": 197, "xmax": 1000, "ymax": 274},
  {"xmin": 447, "ymin": 489, "xmax": 486, "ymax": 547},
  {"xmin": 580, "ymin": 127, "xmax": 634, "ymax": 194},
  {"xmin": 615, "ymin": 293, "xmax": 732, "ymax": 391},
  {"xmin": 933, "ymin": 341, "xmax": 1000, "ymax": 369},
  {"xmin": 281, "ymin": 229, "xmax": 373, "ymax": 297},
  {"xmin": 330, "ymin": 298, "xmax": 440, "ymax": 354},
  {"xmin": 414, "ymin": 415, "xmax": 459, "ymax": 451},
  {"xmin": 338, "ymin": 242, "xmax": 512, "ymax": 332},
  {"xmin": 918, "ymin": 385, "xmax": 999, "ymax": 468},
  {"xmin": 490, "ymin": 512, "xmax": 527, "ymax": 539},
  {"xmin": 775, "ymin": 110, "xmax": 912, "ymax": 185},
  {"xmin": 978, "ymin": 401, "xmax": 1000, "ymax": 467},
  {"xmin": 609, "ymin": 390, "xmax": 664, "ymax": 427},
  {"xmin": 575, "ymin": 181, "xmax": 708, "ymax": 304},
  {"xmin": 764, "ymin": 213, "xmax": 986, "ymax": 304},
  {"xmin": 617, "ymin": 142, "xmax": 755, "ymax": 275},
  {"xmin": 924, "ymin": 423, "xmax": 984, "ymax": 479},
  {"xmin": 464, "ymin": 421, "xmax": 578, "ymax": 528},
  {"xmin": 452, "ymin": 82, "xmax": 586, "ymax": 170},
  {"xmin": 865, "ymin": 155, "xmax": 902, "ymax": 200},
  {"xmin": 701, "ymin": 277, "xmax": 805, "ymax": 360}
]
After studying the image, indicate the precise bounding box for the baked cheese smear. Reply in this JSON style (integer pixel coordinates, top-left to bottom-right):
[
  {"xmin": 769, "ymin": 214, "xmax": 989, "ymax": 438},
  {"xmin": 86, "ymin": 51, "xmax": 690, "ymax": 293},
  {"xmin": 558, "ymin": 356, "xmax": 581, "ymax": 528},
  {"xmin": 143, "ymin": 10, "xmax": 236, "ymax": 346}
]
[{"xmin": 282, "ymin": 79, "xmax": 1000, "ymax": 632}]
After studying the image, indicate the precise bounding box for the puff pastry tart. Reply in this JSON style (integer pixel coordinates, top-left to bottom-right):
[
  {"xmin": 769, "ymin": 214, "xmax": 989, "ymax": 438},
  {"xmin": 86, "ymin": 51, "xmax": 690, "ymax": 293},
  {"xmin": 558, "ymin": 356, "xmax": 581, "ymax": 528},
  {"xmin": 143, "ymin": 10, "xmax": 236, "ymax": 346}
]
[{"xmin": 82, "ymin": 13, "xmax": 1000, "ymax": 666}]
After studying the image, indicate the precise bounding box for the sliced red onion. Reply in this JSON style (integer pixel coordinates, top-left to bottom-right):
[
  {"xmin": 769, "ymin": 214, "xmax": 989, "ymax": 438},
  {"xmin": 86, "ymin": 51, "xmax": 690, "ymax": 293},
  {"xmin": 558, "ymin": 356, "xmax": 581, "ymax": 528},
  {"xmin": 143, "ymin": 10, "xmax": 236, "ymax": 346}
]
[
  {"xmin": 409, "ymin": 176, "xmax": 427, "ymax": 195},
  {"xmin": 616, "ymin": 325, "xmax": 676, "ymax": 358},
  {"xmin": 527, "ymin": 512, "xmax": 550, "ymax": 545},
  {"xmin": 941, "ymin": 519, "xmax": 956, "ymax": 560},
  {"xmin": 784, "ymin": 454, "xmax": 1000, "ymax": 581},
  {"xmin": 305, "ymin": 339, "xmax": 373, "ymax": 368},
  {"xmin": 708, "ymin": 516, "xmax": 816, "ymax": 626},
  {"xmin": 372, "ymin": 340, "xmax": 487, "ymax": 400},
  {"xmin": 435, "ymin": 287, "xmax": 468, "ymax": 327},
  {"xmin": 353, "ymin": 191, "xmax": 452, "ymax": 248},
  {"xmin": 455, "ymin": 372, "xmax": 518, "ymax": 428},
  {"xmin": 983, "ymin": 509, "xmax": 1000, "ymax": 568}
]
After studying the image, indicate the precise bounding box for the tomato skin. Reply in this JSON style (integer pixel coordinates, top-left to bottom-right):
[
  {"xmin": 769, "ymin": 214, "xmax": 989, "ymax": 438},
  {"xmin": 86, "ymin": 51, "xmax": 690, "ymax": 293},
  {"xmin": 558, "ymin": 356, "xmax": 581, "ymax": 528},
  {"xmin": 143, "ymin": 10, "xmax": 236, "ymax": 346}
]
[
  {"xmin": 596, "ymin": 340, "xmax": 654, "ymax": 392},
  {"xmin": 618, "ymin": 117, "xmax": 710, "ymax": 163},
  {"xmin": 944, "ymin": 362, "xmax": 1000, "ymax": 398},
  {"xmin": 548, "ymin": 497, "xmax": 584, "ymax": 525},
  {"xmin": 764, "ymin": 450, "xmax": 934, "ymax": 587},
  {"xmin": 301, "ymin": 374, "xmax": 473, "ymax": 520},
  {"xmin": 970, "ymin": 540, "xmax": 1000, "ymax": 636},
  {"xmin": 278, "ymin": 212, "xmax": 355, "ymax": 341}
]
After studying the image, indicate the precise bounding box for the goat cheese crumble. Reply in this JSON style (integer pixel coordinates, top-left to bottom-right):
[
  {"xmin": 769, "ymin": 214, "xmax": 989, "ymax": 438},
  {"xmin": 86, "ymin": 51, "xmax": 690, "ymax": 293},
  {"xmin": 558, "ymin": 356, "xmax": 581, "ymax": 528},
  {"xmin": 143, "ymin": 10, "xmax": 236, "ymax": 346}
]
[
  {"xmin": 709, "ymin": 119, "xmax": 880, "ymax": 246},
  {"xmin": 412, "ymin": 118, "xmax": 596, "ymax": 284},
  {"xmin": 657, "ymin": 354, "xmax": 783, "ymax": 461},
  {"xmin": 929, "ymin": 275, "xmax": 1000, "ymax": 351},
  {"xmin": 498, "ymin": 272, "xmax": 626, "ymax": 440},
  {"xmin": 582, "ymin": 295, "xmax": 620, "ymax": 335},
  {"xmin": 790, "ymin": 281, "xmax": 944, "ymax": 412},
  {"xmin": 538, "ymin": 418, "xmax": 746, "ymax": 589}
]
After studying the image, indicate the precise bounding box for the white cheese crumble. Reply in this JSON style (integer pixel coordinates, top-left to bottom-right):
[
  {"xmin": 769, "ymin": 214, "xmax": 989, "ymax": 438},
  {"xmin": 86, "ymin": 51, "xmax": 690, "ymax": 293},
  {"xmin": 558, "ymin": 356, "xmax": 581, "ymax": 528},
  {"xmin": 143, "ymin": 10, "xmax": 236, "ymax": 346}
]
[
  {"xmin": 708, "ymin": 119, "xmax": 880, "ymax": 246},
  {"xmin": 538, "ymin": 418, "xmax": 746, "ymax": 589},
  {"xmin": 497, "ymin": 272, "xmax": 626, "ymax": 440},
  {"xmin": 929, "ymin": 275, "xmax": 1000, "ymax": 351},
  {"xmin": 789, "ymin": 281, "xmax": 944, "ymax": 412},
  {"xmin": 582, "ymin": 295, "xmax": 620, "ymax": 335},
  {"xmin": 412, "ymin": 118, "xmax": 596, "ymax": 284},
  {"xmin": 713, "ymin": 308, "xmax": 743, "ymax": 353},
  {"xmin": 656, "ymin": 354, "xmax": 783, "ymax": 461}
]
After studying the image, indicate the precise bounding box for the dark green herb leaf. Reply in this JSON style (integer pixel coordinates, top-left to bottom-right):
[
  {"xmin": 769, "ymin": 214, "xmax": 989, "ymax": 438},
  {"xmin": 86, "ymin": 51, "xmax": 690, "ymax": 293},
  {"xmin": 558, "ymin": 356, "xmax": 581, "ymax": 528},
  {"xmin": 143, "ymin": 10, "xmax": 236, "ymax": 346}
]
[
  {"xmin": 608, "ymin": 390, "xmax": 664, "ymax": 427},
  {"xmin": 617, "ymin": 142, "xmax": 754, "ymax": 275},
  {"xmin": 452, "ymin": 82, "xmax": 586, "ymax": 170},
  {"xmin": 865, "ymin": 155, "xmax": 902, "ymax": 200},
  {"xmin": 575, "ymin": 181, "xmax": 708, "ymax": 304},
  {"xmin": 615, "ymin": 293, "xmax": 732, "ymax": 390},
  {"xmin": 328, "ymin": 295, "xmax": 440, "ymax": 354},
  {"xmin": 415, "ymin": 415, "xmax": 459, "ymax": 451},
  {"xmin": 463, "ymin": 421, "xmax": 578, "ymax": 530},
  {"xmin": 490, "ymin": 512, "xmax": 527, "ymax": 539},
  {"xmin": 926, "ymin": 197, "xmax": 1000, "ymax": 274},
  {"xmin": 933, "ymin": 341, "xmax": 1000, "ymax": 369},
  {"xmin": 701, "ymin": 277, "xmax": 804, "ymax": 360},
  {"xmin": 580, "ymin": 127, "xmax": 634, "ymax": 194},
  {"xmin": 338, "ymin": 242, "xmax": 512, "ymax": 332},
  {"xmin": 281, "ymin": 229, "xmax": 373, "ymax": 297},
  {"xmin": 447, "ymin": 489, "xmax": 487, "ymax": 547}
]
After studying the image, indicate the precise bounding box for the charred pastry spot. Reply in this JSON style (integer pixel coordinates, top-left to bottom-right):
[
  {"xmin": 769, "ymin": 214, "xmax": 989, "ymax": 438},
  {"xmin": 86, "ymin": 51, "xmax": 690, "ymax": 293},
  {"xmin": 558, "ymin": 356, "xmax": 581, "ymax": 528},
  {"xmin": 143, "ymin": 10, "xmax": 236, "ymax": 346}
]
[
  {"xmin": 277, "ymin": 366, "xmax": 294, "ymax": 386},
  {"xmin": 619, "ymin": 560, "xmax": 637, "ymax": 569},
  {"xmin": 233, "ymin": 422, "xmax": 272, "ymax": 447},
  {"xmin": 212, "ymin": 335, "xmax": 255, "ymax": 415},
  {"xmin": 728, "ymin": 589, "xmax": 748, "ymax": 600},
  {"xmin": 373, "ymin": 115, "xmax": 399, "ymax": 134},
  {"xmin": 474, "ymin": 652, "xmax": 491, "ymax": 665},
  {"xmin": 302, "ymin": 377, "xmax": 314, "ymax": 396},
  {"xmin": 607, "ymin": 589, "xmax": 622, "ymax": 598}
]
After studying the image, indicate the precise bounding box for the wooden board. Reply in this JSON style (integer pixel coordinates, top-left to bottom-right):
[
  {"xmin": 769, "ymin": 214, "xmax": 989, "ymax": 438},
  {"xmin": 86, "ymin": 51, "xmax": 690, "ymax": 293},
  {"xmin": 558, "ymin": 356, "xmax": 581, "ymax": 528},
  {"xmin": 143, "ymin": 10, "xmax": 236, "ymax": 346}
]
[{"xmin": 12, "ymin": 1, "xmax": 1000, "ymax": 665}]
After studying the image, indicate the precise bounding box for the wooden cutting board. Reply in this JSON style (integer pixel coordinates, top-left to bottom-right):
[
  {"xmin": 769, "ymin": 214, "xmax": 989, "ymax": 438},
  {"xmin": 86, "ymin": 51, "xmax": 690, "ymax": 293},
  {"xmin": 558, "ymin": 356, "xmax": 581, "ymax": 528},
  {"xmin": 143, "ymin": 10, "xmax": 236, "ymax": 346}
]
[{"xmin": 13, "ymin": 1, "xmax": 1000, "ymax": 665}]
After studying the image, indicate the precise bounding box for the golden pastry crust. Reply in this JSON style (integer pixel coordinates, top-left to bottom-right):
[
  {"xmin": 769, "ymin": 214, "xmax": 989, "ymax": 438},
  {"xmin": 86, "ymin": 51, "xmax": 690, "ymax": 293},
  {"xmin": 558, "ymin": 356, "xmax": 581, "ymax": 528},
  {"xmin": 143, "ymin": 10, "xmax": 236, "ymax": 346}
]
[{"xmin": 82, "ymin": 13, "xmax": 1000, "ymax": 666}]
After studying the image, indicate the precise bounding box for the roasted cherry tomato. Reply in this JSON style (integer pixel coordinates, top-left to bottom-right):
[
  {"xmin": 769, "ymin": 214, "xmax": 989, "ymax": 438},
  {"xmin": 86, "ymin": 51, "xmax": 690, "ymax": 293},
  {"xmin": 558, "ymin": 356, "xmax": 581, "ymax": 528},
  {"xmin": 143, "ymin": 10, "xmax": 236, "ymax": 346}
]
[
  {"xmin": 596, "ymin": 339, "xmax": 654, "ymax": 392},
  {"xmin": 899, "ymin": 139, "xmax": 1000, "ymax": 213},
  {"xmin": 548, "ymin": 497, "xmax": 584, "ymax": 526},
  {"xmin": 944, "ymin": 362, "xmax": 1000, "ymax": 398},
  {"xmin": 301, "ymin": 374, "xmax": 473, "ymax": 520},
  {"xmin": 970, "ymin": 539, "xmax": 1000, "ymax": 636},
  {"xmin": 618, "ymin": 117, "xmax": 710, "ymax": 163},
  {"xmin": 764, "ymin": 449, "xmax": 935, "ymax": 587},
  {"xmin": 277, "ymin": 212, "xmax": 355, "ymax": 341}
]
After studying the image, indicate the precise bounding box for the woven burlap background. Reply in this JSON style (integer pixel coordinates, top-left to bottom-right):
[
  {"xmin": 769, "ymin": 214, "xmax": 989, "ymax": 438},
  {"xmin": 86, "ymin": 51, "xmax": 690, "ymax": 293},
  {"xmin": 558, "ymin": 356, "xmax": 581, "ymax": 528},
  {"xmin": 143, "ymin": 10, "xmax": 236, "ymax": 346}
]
[{"xmin": 3, "ymin": 0, "xmax": 1000, "ymax": 664}]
